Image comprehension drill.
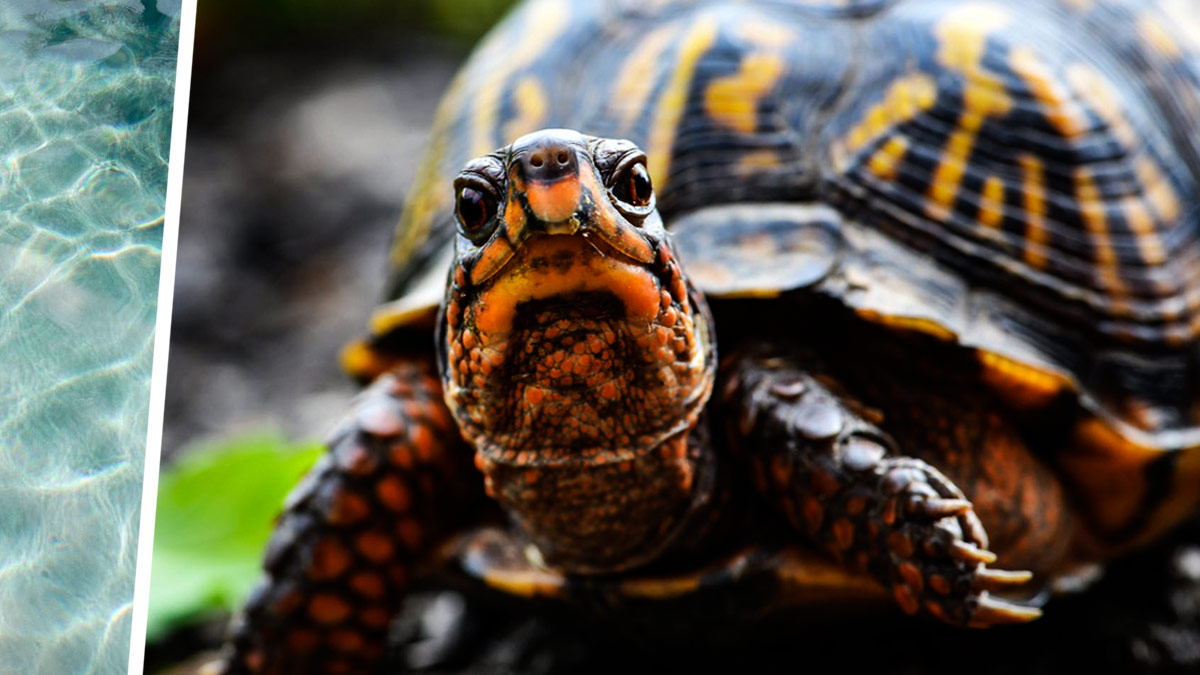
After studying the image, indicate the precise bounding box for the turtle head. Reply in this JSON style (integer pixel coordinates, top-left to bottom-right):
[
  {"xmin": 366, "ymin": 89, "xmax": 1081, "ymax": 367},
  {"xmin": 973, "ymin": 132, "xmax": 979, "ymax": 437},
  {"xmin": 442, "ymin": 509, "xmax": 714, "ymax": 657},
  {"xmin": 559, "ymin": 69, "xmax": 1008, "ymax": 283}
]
[{"xmin": 439, "ymin": 129, "xmax": 716, "ymax": 572}]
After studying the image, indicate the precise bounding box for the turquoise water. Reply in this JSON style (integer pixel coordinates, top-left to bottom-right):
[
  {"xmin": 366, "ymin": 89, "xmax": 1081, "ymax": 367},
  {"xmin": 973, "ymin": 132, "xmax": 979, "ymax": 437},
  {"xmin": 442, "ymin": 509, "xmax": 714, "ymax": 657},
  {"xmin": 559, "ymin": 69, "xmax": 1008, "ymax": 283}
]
[{"xmin": 0, "ymin": 1, "xmax": 177, "ymax": 671}]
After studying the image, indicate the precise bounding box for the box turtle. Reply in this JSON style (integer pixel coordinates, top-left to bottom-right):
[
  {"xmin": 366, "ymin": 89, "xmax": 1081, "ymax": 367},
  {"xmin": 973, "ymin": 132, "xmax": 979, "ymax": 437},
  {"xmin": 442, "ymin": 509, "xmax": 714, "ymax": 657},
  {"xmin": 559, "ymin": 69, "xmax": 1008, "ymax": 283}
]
[{"xmin": 218, "ymin": 0, "xmax": 1200, "ymax": 672}]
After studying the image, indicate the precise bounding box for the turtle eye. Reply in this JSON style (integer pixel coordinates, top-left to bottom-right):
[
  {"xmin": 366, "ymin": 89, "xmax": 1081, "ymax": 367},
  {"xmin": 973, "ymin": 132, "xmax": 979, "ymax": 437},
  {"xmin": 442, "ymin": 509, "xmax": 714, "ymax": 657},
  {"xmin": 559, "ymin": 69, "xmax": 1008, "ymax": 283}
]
[
  {"xmin": 455, "ymin": 184, "xmax": 498, "ymax": 242},
  {"xmin": 612, "ymin": 160, "xmax": 653, "ymax": 208}
]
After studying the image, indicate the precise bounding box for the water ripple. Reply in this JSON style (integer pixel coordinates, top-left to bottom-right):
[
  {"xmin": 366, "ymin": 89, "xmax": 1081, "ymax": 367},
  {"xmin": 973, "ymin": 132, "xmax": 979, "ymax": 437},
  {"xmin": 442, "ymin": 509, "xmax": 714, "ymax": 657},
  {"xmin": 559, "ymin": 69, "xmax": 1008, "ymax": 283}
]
[{"xmin": 0, "ymin": 0, "xmax": 178, "ymax": 671}]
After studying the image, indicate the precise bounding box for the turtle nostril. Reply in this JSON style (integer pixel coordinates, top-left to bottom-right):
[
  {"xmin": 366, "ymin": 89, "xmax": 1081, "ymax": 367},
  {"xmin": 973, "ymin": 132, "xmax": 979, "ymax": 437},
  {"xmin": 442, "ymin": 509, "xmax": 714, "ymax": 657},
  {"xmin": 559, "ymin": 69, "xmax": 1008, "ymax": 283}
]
[
  {"xmin": 556, "ymin": 151, "xmax": 569, "ymax": 165},
  {"xmin": 530, "ymin": 153, "xmax": 545, "ymax": 168}
]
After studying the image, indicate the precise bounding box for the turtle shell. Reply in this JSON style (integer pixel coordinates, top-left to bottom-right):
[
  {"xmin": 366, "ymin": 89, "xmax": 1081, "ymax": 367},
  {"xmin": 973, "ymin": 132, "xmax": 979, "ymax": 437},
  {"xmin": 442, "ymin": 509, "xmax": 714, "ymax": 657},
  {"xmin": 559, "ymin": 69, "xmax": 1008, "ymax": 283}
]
[{"xmin": 357, "ymin": 0, "xmax": 1200, "ymax": 521}]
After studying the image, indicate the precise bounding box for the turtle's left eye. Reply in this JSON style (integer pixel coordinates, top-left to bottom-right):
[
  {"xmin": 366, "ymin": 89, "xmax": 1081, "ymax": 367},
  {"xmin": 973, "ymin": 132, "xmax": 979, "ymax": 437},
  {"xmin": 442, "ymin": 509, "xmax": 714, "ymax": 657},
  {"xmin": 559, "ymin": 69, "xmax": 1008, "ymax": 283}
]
[
  {"xmin": 455, "ymin": 183, "xmax": 498, "ymax": 242},
  {"xmin": 614, "ymin": 162, "xmax": 653, "ymax": 207}
]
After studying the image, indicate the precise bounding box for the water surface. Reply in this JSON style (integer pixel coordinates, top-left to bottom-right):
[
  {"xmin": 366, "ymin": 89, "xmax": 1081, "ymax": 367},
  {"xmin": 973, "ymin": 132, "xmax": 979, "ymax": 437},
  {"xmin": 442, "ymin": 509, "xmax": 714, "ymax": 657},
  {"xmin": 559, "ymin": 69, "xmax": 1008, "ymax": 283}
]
[{"xmin": 0, "ymin": 1, "xmax": 178, "ymax": 671}]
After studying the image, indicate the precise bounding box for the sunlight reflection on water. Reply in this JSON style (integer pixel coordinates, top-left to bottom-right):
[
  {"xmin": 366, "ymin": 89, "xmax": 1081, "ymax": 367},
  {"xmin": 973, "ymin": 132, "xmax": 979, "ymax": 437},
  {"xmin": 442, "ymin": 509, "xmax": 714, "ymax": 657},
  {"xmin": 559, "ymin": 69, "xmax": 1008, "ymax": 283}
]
[{"xmin": 0, "ymin": 0, "xmax": 177, "ymax": 671}]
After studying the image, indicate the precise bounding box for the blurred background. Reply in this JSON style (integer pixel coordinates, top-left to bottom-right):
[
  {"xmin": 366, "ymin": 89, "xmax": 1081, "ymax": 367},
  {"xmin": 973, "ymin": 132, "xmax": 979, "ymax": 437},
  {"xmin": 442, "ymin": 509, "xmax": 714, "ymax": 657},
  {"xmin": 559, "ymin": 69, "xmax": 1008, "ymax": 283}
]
[
  {"xmin": 164, "ymin": 0, "xmax": 515, "ymax": 457},
  {"xmin": 151, "ymin": 1, "xmax": 1200, "ymax": 673}
]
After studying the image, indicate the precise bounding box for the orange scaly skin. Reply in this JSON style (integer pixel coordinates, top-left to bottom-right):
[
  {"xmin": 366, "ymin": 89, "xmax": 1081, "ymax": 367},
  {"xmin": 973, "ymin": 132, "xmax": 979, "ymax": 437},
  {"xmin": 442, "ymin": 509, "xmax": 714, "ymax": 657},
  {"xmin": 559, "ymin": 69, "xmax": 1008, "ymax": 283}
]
[{"xmin": 220, "ymin": 362, "xmax": 479, "ymax": 675}]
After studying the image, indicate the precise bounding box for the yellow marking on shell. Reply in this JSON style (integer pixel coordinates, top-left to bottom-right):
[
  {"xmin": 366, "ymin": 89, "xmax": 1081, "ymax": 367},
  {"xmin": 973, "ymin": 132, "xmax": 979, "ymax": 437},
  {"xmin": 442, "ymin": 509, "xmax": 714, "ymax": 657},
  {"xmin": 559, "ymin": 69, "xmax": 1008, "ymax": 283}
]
[
  {"xmin": 978, "ymin": 175, "xmax": 1005, "ymax": 228},
  {"xmin": 1018, "ymin": 154, "xmax": 1049, "ymax": 269},
  {"xmin": 854, "ymin": 308, "xmax": 958, "ymax": 342},
  {"xmin": 1009, "ymin": 46, "xmax": 1089, "ymax": 138},
  {"xmin": 866, "ymin": 135, "xmax": 908, "ymax": 180},
  {"xmin": 502, "ymin": 76, "xmax": 549, "ymax": 142},
  {"xmin": 610, "ymin": 23, "xmax": 679, "ymax": 132},
  {"xmin": 1135, "ymin": 156, "xmax": 1182, "ymax": 223},
  {"xmin": 736, "ymin": 149, "xmax": 783, "ymax": 173},
  {"xmin": 1139, "ymin": 13, "xmax": 1182, "ymax": 58},
  {"xmin": 1074, "ymin": 168, "xmax": 1129, "ymax": 315},
  {"xmin": 978, "ymin": 350, "xmax": 1068, "ymax": 409},
  {"xmin": 471, "ymin": 0, "xmax": 569, "ymax": 154},
  {"xmin": 704, "ymin": 52, "xmax": 786, "ymax": 134},
  {"xmin": 839, "ymin": 73, "xmax": 937, "ymax": 161},
  {"xmin": 647, "ymin": 16, "xmax": 720, "ymax": 190},
  {"xmin": 1123, "ymin": 197, "xmax": 1167, "ymax": 265},
  {"xmin": 1065, "ymin": 64, "xmax": 1138, "ymax": 149},
  {"xmin": 926, "ymin": 3, "xmax": 1013, "ymax": 219},
  {"xmin": 1061, "ymin": 0, "xmax": 1093, "ymax": 10}
]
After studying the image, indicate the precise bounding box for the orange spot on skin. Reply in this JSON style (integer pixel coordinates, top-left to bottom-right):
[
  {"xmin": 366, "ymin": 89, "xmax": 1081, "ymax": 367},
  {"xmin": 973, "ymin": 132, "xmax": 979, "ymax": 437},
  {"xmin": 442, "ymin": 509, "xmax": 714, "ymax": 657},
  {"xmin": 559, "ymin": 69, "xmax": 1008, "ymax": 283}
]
[
  {"xmin": 328, "ymin": 492, "xmax": 370, "ymax": 525},
  {"xmin": 525, "ymin": 176, "xmax": 582, "ymax": 223},
  {"xmin": 309, "ymin": 594, "xmax": 351, "ymax": 625},
  {"xmin": 287, "ymin": 628, "xmax": 321, "ymax": 651},
  {"xmin": 310, "ymin": 538, "xmax": 352, "ymax": 580},
  {"xmin": 356, "ymin": 531, "xmax": 396, "ymax": 563},
  {"xmin": 359, "ymin": 606, "xmax": 392, "ymax": 629},
  {"xmin": 350, "ymin": 572, "xmax": 386, "ymax": 600},
  {"xmin": 893, "ymin": 584, "xmax": 920, "ymax": 615},
  {"xmin": 832, "ymin": 518, "xmax": 855, "ymax": 550},
  {"xmin": 411, "ymin": 424, "xmax": 437, "ymax": 462},
  {"xmin": 329, "ymin": 629, "xmax": 365, "ymax": 653},
  {"xmin": 397, "ymin": 519, "xmax": 423, "ymax": 551}
]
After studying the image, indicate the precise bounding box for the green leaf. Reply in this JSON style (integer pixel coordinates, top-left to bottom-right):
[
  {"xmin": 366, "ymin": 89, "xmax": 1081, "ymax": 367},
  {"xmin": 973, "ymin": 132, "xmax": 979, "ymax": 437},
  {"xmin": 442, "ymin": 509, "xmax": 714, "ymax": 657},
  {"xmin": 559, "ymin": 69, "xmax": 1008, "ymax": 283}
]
[{"xmin": 146, "ymin": 434, "xmax": 323, "ymax": 642}]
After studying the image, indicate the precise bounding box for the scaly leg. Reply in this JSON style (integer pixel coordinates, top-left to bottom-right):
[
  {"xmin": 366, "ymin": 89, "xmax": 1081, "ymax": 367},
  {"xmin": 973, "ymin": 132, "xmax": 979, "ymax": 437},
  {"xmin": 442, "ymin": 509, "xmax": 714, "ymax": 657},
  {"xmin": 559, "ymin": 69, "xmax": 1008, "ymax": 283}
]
[
  {"xmin": 724, "ymin": 345, "xmax": 1073, "ymax": 627},
  {"xmin": 218, "ymin": 360, "xmax": 480, "ymax": 674}
]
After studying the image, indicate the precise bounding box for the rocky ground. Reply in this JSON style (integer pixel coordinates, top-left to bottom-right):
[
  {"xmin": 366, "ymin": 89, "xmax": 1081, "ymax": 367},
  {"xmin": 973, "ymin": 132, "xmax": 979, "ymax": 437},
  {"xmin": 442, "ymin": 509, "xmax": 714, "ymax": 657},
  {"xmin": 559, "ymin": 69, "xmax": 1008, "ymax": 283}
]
[{"xmin": 160, "ymin": 30, "xmax": 1200, "ymax": 675}]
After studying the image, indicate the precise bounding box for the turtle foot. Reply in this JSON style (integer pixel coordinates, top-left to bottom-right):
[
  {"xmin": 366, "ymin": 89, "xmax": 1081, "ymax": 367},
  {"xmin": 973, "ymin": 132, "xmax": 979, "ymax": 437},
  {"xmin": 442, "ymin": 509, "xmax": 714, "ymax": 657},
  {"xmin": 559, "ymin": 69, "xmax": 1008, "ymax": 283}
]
[{"xmin": 874, "ymin": 457, "xmax": 1041, "ymax": 628}]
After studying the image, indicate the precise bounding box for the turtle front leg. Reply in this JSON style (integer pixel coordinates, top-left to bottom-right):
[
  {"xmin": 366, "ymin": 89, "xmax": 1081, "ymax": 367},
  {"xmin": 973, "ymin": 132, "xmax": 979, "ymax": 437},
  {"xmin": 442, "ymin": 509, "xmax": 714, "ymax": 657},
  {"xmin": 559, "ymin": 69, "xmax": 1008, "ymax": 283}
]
[
  {"xmin": 218, "ymin": 360, "xmax": 480, "ymax": 674},
  {"xmin": 724, "ymin": 347, "xmax": 1051, "ymax": 628}
]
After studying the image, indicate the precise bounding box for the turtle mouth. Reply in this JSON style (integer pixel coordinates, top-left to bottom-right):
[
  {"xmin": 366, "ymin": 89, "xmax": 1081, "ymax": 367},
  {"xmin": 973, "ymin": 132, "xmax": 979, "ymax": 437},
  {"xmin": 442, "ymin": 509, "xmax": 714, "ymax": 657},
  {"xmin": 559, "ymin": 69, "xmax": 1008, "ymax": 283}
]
[{"xmin": 443, "ymin": 231, "xmax": 713, "ymax": 467}]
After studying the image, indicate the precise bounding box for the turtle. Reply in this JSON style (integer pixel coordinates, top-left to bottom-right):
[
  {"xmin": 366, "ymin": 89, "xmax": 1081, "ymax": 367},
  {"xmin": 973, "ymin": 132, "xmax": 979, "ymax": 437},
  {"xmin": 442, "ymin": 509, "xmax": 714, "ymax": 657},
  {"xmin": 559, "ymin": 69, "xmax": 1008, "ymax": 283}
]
[{"xmin": 216, "ymin": 0, "xmax": 1200, "ymax": 672}]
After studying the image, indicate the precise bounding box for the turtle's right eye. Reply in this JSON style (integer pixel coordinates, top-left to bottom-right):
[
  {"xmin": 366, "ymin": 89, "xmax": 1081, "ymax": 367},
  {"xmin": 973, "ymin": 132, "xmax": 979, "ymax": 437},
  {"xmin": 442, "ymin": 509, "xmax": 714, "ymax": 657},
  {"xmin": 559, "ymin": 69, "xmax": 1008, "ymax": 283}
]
[{"xmin": 455, "ymin": 184, "xmax": 498, "ymax": 242}]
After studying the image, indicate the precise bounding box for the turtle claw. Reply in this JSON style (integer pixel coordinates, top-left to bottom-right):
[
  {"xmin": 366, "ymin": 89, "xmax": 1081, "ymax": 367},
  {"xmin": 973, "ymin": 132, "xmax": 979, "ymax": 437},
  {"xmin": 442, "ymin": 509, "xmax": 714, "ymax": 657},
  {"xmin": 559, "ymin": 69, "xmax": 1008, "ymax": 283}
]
[
  {"xmin": 949, "ymin": 540, "xmax": 998, "ymax": 565},
  {"xmin": 972, "ymin": 568, "xmax": 1033, "ymax": 592},
  {"xmin": 969, "ymin": 593, "xmax": 1043, "ymax": 627},
  {"xmin": 907, "ymin": 497, "xmax": 972, "ymax": 520}
]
